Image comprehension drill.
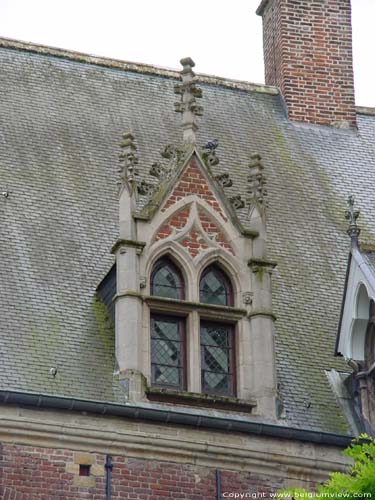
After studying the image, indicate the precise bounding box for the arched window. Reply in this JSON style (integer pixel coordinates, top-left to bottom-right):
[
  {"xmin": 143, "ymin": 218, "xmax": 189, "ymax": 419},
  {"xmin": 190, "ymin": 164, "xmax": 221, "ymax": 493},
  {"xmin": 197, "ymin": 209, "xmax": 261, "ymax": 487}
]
[
  {"xmin": 200, "ymin": 265, "xmax": 233, "ymax": 306},
  {"xmin": 365, "ymin": 300, "xmax": 375, "ymax": 366},
  {"xmin": 151, "ymin": 257, "xmax": 184, "ymax": 300},
  {"xmin": 362, "ymin": 300, "xmax": 375, "ymax": 428},
  {"xmin": 150, "ymin": 257, "xmax": 186, "ymax": 390},
  {"xmin": 199, "ymin": 265, "xmax": 235, "ymax": 396}
]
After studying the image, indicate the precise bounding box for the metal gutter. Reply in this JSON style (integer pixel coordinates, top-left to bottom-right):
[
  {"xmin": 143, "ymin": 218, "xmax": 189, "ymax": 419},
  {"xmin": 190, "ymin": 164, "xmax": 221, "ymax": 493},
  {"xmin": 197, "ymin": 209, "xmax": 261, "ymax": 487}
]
[{"xmin": 0, "ymin": 390, "xmax": 353, "ymax": 447}]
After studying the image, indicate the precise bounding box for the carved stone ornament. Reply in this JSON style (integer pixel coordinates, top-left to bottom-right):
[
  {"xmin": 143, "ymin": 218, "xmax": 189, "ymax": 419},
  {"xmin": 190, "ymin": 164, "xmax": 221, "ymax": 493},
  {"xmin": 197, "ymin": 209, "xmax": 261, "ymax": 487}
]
[
  {"xmin": 345, "ymin": 194, "xmax": 360, "ymax": 240},
  {"xmin": 230, "ymin": 194, "xmax": 245, "ymax": 210},
  {"xmin": 137, "ymin": 180, "xmax": 154, "ymax": 197},
  {"xmin": 202, "ymin": 140, "xmax": 220, "ymax": 167},
  {"xmin": 247, "ymin": 153, "xmax": 267, "ymax": 206},
  {"xmin": 140, "ymin": 277, "xmax": 146, "ymax": 289},
  {"xmin": 174, "ymin": 57, "xmax": 203, "ymax": 145},
  {"xmin": 215, "ymin": 172, "xmax": 232, "ymax": 188},
  {"xmin": 118, "ymin": 133, "xmax": 139, "ymax": 186},
  {"xmin": 149, "ymin": 145, "xmax": 184, "ymax": 181},
  {"xmin": 242, "ymin": 292, "xmax": 253, "ymax": 305}
]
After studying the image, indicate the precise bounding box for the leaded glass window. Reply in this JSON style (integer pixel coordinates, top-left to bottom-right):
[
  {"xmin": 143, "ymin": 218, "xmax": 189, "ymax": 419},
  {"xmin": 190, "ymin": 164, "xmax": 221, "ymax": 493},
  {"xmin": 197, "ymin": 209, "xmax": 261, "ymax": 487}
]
[
  {"xmin": 151, "ymin": 258, "xmax": 184, "ymax": 300},
  {"xmin": 151, "ymin": 315, "xmax": 186, "ymax": 389},
  {"xmin": 200, "ymin": 321, "xmax": 235, "ymax": 396},
  {"xmin": 199, "ymin": 266, "xmax": 233, "ymax": 306}
]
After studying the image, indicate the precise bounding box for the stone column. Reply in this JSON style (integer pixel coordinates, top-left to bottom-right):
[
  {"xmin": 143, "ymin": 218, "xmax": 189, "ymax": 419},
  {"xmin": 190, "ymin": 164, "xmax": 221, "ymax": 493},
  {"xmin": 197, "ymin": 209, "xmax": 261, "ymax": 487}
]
[
  {"xmin": 248, "ymin": 258, "xmax": 277, "ymax": 419},
  {"xmin": 113, "ymin": 133, "xmax": 147, "ymax": 401}
]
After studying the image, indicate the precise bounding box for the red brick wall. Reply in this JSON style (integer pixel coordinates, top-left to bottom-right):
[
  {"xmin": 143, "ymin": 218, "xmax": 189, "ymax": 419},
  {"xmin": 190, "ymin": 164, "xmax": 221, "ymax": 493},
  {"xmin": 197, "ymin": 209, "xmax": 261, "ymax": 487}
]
[
  {"xmin": 162, "ymin": 159, "xmax": 227, "ymax": 221},
  {"xmin": 259, "ymin": 0, "xmax": 356, "ymax": 127},
  {"xmin": 0, "ymin": 445, "xmax": 105, "ymax": 500},
  {"xmin": 0, "ymin": 443, "xmax": 292, "ymax": 499},
  {"xmin": 153, "ymin": 158, "xmax": 235, "ymax": 258},
  {"xmin": 154, "ymin": 205, "xmax": 234, "ymax": 258}
]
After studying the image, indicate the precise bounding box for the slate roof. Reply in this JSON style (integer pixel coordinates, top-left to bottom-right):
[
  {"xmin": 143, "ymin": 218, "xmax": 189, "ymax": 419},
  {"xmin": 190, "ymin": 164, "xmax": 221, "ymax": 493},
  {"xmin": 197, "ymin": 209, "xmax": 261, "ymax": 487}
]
[
  {"xmin": 1, "ymin": 38, "xmax": 375, "ymax": 435},
  {"xmin": 363, "ymin": 250, "xmax": 375, "ymax": 274}
]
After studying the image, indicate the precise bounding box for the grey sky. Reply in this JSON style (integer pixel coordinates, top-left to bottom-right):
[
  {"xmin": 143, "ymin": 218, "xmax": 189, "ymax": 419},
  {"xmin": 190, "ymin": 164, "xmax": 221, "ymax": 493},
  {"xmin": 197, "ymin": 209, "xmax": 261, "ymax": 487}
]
[{"xmin": 0, "ymin": 0, "xmax": 374, "ymax": 106}]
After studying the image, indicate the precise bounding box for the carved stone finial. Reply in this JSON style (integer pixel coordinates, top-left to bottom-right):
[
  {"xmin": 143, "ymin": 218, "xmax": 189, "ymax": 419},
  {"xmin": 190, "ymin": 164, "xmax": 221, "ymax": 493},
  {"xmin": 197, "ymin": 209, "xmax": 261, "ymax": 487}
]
[
  {"xmin": 345, "ymin": 195, "xmax": 360, "ymax": 245},
  {"xmin": 247, "ymin": 153, "xmax": 267, "ymax": 207},
  {"xmin": 174, "ymin": 57, "xmax": 203, "ymax": 145},
  {"xmin": 119, "ymin": 133, "xmax": 139, "ymax": 191}
]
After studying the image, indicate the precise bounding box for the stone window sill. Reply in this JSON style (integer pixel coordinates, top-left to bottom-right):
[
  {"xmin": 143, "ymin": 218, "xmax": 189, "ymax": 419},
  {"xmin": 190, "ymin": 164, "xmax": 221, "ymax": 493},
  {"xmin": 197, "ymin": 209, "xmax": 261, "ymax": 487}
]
[{"xmin": 146, "ymin": 387, "xmax": 256, "ymax": 413}]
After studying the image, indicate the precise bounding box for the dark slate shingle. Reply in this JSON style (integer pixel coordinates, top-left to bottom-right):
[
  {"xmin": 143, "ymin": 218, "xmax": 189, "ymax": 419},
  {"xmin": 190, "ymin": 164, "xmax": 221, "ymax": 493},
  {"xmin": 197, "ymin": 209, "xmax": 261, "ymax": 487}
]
[{"xmin": 1, "ymin": 42, "xmax": 375, "ymax": 435}]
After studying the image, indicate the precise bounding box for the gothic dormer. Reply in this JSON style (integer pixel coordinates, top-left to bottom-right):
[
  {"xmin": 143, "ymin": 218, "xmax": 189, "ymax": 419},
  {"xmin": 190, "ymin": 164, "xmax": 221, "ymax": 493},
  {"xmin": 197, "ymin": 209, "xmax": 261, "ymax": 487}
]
[
  {"xmin": 336, "ymin": 196, "xmax": 375, "ymax": 433},
  {"xmin": 109, "ymin": 59, "xmax": 278, "ymax": 420}
]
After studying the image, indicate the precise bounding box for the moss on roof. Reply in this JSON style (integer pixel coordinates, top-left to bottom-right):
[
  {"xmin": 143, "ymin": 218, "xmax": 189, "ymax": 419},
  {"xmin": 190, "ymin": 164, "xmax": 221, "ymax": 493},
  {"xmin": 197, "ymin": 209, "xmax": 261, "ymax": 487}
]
[{"xmin": 1, "ymin": 40, "xmax": 375, "ymax": 434}]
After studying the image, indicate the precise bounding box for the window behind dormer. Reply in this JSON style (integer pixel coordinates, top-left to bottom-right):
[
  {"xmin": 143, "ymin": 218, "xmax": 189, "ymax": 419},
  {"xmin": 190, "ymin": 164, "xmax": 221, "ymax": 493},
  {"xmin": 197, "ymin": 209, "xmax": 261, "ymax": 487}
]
[
  {"xmin": 151, "ymin": 257, "xmax": 184, "ymax": 300},
  {"xmin": 200, "ymin": 265, "xmax": 233, "ymax": 306},
  {"xmin": 199, "ymin": 265, "xmax": 235, "ymax": 396},
  {"xmin": 150, "ymin": 258, "xmax": 186, "ymax": 389}
]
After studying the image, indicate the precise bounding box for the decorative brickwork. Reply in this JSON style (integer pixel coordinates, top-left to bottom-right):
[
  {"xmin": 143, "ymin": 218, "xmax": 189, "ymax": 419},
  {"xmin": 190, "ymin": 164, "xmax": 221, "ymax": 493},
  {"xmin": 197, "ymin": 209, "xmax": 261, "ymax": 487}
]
[
  {"xmin": 153, "ymin": 203, "xmax": 234, "ymax": 257},
  {"xmin": 198, "ymin": 208, "xmax": 235, "ymax": 255},
  {"xmin": 180, "ymin": 227, "xmax": 210, "ymax": 257},
  {"xmin": 258, "ymin": 0, "xmax": 356, "ymax": 127},
  {"xmin": 0, "ymin": 443, "xmax": 296, "ymax": 499},
  {"xmin": 154, "ymin": 206, "xmax": 191, "ymax": 242},
  {"xmin": 162, "ymin": 158, "xmax": 227, "ymax": 220}
]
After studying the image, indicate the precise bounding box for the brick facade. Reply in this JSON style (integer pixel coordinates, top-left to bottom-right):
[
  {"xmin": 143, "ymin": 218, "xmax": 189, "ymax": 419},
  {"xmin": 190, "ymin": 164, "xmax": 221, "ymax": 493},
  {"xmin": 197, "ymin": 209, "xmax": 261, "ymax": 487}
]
[
  {"xmin": 162, "ymin": 159, "xmax": 227, "ymax": 221},
  {"xmin": 0, "ymin": 443, "xmax": 292, "ymax": 499},
  {"xmin": 153, "ymin": 157, "xmax": 235, "ymax": 258},
  {"xmin": 154, "ymin": 205, "xmax": 234, "ymax": 257},
  {"xmin": 257, "ymin": 0, "xmax": 356, "ymax": 127}
]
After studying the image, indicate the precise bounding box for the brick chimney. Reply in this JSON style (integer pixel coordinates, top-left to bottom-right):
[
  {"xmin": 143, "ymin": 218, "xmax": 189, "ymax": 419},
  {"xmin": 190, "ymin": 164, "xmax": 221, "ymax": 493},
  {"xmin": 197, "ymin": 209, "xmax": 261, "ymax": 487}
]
[{"xmin": 256, "ymin": 0, "xmax": 356, "ymax": 128}]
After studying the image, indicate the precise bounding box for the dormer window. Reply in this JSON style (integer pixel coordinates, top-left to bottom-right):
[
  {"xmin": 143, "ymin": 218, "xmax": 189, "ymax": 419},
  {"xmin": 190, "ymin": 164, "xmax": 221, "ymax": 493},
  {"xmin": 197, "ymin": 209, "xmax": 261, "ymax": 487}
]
[
  {"xmin": 148, "ymin": 258, "xmax": 237, "ymax": 396},
  {"xmin": 200, "ymin": 265, "xmax": 233, "ymax": 306},
  {"xmin": 150, "ymin": 258, "xmax": 186, "ymax": 390},
  {"xmin": 199, "ymin": 265, "xmax": 235, "ymax": 397},
  {"xmin": 151, "ymin": 257, "xmax": 184, "ymax": 300}
]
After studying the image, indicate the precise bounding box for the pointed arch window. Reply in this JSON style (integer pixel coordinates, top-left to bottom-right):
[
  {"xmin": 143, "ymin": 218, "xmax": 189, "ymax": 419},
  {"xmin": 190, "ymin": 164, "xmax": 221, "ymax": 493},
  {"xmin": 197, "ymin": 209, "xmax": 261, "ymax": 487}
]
[
  {"xmin": 150, "ymin": 257, "xmax": 186, "ymax": 390},
  {"xmin": 365, "ymin": 300, "xmax": 375, "ymax": 410},
  {"xmin": 199, "ymin": 265, "xmax": 235, "ymax": 396},
  {"xmin": 365, "ymin": 300, "xmax": 375, "ymax": 368},
  {"xmin": 151, "ymin": 257, "xmax": 185, "ymax": 300},
  {"xmin": 200, "ymin": 265, "xmax": 233, "ymax": 306}
]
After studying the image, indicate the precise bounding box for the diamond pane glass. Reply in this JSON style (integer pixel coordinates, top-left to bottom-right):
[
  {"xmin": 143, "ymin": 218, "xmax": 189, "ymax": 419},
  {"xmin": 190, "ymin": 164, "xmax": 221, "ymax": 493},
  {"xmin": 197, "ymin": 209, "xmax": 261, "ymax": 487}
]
[
  {"xmin": 203, "ymin": 371, "xmax": 230, "ymax": 393},
  {"xmin": 151, "ymin": 259, "xmax": 184, "ymax": 299},
  {"xmin": 201, "ymin": 322, "xmax": 233, "ymax": 396},
  {"xmin": 151, "ymin": 316, "xmax": 185, "ymax": 389},
  {"xmin": 200, "ymin": 267, "xmax": 231, "ymax": 306}
]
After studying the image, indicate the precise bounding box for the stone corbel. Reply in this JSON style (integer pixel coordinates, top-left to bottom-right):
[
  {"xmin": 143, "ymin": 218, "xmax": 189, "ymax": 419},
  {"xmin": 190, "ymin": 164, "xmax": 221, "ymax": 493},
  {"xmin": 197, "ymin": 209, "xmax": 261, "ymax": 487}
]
[
  {"xmin": 111, "ymin": 238, "xmax": 147, "ymax": 255},
  {"xmin": 248, "ymin": 257, "xmax": 277, "ymax": 275}
]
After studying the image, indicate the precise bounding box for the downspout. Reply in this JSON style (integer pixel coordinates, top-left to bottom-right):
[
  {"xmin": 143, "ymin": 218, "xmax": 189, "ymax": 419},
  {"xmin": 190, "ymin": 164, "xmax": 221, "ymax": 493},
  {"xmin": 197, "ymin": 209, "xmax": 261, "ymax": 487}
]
[
  {"xmin": 216, "ymin": 469, "xmax": 222, "ymax": 500},
  {"xmin": 105, "ymin": 455, "xmax": 113, "ymax": 500}
]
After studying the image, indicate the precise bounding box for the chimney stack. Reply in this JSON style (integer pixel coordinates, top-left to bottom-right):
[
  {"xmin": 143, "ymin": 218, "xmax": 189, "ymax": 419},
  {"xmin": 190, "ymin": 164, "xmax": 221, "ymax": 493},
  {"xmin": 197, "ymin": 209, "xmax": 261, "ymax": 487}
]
[{"xmin": 256, "ymin": 0, "xmax": 356, "ymax": 128}]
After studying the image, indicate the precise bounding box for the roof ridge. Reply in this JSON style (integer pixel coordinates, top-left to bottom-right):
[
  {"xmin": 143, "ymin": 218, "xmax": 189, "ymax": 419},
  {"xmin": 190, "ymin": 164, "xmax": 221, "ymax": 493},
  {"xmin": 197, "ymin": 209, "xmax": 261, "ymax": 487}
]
[
  {"xmin": 356, "ymin": 106, "xmax": 375, "ymax": 116},
  {"xmin": 0, "ymin": 36, "xmax": 279, "ymax": 95}
]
